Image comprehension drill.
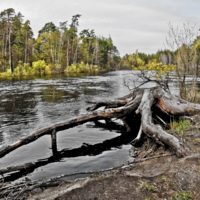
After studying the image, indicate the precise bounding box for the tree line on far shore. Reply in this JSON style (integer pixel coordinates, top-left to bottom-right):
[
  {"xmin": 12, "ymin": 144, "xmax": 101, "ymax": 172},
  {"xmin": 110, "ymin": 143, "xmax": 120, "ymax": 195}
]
[
  {"xmin": 1, "ymin": 7, "xmax": 200, "ymax": 91},
  {"xmin": 0, "ymin": 8, "xmax": 120, "ymax": 76}
]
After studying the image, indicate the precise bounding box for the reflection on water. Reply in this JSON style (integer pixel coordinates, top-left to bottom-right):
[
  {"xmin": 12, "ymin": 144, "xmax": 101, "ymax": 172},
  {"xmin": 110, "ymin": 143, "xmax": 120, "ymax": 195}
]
[
  {"xmin": 0, "ymin": 71, "xmax": 135, "ymax": 181},
  {"xmin": 0, "ymin": 71, "xmax": 130, "ymax": 145},
  {"xmin": 41, "ymin": 85, "xmax": 80, "ymax": 103},
  {"xmin": 0, "ymin": 120, "xmax": 138, "ymax": 182},
  {"xmin": 0, "ymin": 130, "xmax": 3, "ymax": 144}
]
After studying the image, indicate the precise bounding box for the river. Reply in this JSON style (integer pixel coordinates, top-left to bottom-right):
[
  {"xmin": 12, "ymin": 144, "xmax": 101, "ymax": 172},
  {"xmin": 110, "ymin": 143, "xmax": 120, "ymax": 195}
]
[{"xmin": 0, "ymin": 70, "xmax": 147, "ymax": 182}]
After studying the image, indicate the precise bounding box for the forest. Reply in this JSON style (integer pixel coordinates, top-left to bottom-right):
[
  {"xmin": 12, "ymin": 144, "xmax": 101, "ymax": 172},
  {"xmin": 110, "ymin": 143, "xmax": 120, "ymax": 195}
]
[
  {"xmin": 1, "ymin": 8, "xmax": 200, "ymax": 83},
  {"xmin": 0, "ymin": 8, "xmax": 120, "ymax": 76}
]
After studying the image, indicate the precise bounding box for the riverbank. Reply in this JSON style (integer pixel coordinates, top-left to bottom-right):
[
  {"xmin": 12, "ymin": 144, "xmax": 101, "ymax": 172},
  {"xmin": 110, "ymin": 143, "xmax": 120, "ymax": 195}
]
[
  {"xmin": 0, "ymin": 66, "xmax": 106, "ymax": 80},
  {"xmin": 2, "ymin": 118, "xmax": 200, "ymax": 200}
]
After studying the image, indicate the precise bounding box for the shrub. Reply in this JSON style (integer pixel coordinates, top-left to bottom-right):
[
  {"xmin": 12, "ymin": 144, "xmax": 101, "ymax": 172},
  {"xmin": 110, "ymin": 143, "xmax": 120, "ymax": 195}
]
[
  {"xmin": 65, "ymin": 62, "xmax": 99, "ymax": 73},
  {"xmin": 13, "ymin": 61, "xmax": 33, "ymax": 76},
  {"xmin": 14, "ymin": 61, "xmax": 23, "ymax": 76},
  {"xmin": 45, "ymin": 63, "xmax": 53, "ymax": 74},
  {"xmin": 32, "ymin": 60, "xmax": 47, "ymax": 75},
  {"xmin": 65, "ymin": 64, "xmax": 77, "ymax": 73}
]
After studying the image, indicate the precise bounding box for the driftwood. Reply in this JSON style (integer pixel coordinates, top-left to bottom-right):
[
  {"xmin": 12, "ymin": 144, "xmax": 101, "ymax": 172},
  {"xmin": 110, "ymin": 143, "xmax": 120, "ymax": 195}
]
[
  {"xmin": 0, "ymin": 177, "xmax": 62, "ymax": 199},
  {"xmin": 1, "ymin": 86, "xmax": 200, "ymax": 161}
]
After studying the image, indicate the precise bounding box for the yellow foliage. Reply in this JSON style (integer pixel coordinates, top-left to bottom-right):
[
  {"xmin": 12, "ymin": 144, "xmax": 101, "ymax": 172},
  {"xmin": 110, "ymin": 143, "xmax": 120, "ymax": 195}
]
[
  {"xmin": 131, "ymin": 53, "xmax": 176, "ymax": 81},
  {"xmin": 0, "ymin": 60, "xmax": 55, "ymax": 77},
  {"xmin": 134, "ymin": 61, "xmax": 175, "ymax": 73},
  {"xmin": 45, "ymin": 64, "xmax": 53, "ymax": 74},
  {"xmin": 129, "ymin": 54, "xmax": 145, "ymax": 68},
  {"xmin": 64, "ymin": 62, "xmax": 99, "ymax": 73},
  {"xmin": 32, "ymin": 60, "xmax": 46, "ymax": 75},
  {"xmin": 0, "ymin": 69, "xmax": 12, "ymax": 77}
]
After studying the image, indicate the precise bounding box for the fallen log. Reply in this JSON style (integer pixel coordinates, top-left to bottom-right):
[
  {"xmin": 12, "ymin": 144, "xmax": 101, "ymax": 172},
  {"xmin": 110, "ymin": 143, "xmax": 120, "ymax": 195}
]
[{"xmin": 0, "ymin": 86, "xmax": 199, "ymax": 159}]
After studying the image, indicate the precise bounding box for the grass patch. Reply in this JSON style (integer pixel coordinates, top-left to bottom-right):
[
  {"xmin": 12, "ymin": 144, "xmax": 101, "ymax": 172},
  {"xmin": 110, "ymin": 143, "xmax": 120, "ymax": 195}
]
[
  {"xmin": 137, "ymin": 179, "xmax": 156, "ymax": 192},
  {"xmin": 171, "ymin": 192, "xmax": 192, "ymax": 200},
  {"xmin": 170, "ymin": 119, "xmax": 190, "ymax": 136},
  {"xmin": 162, "ymin": 176, "xmax": 175, "ymax": 185},
  {"xmin": 192, "ymin": 138, "xmax": 200, "ymax": 144}
]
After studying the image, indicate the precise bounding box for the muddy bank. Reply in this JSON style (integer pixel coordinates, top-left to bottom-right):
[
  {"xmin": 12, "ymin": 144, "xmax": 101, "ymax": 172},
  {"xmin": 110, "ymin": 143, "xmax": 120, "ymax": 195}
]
[{"xmin": 26, "ymin": 153, "xmax": 200, "ymax": 200}]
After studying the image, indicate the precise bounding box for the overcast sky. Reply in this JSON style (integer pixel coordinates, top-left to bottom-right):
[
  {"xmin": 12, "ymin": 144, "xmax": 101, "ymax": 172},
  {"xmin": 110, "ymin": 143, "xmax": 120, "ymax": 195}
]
[{"xmin": 1, "ymin": 0, "xmax": 200, "ymax": 56}]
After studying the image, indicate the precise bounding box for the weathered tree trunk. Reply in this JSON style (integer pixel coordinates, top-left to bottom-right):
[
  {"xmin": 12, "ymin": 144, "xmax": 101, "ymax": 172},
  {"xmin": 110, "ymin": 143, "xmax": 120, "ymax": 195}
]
[{"xmin": 1, "ymin": 86, "xmax": 200, "ymax": 160}]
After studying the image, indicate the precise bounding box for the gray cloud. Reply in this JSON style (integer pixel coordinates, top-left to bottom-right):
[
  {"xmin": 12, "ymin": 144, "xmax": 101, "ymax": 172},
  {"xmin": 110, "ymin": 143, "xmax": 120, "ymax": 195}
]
[{"xmin": 1, "ymin": 0, "xmax": 200, "ymax": 55}]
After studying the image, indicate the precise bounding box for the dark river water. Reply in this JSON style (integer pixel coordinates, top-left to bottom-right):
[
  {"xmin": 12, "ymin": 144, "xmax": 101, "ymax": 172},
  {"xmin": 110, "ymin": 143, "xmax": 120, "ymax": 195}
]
[{"xmin": 0, "ymin": 70, "xmax": 143, "ymax": 182}]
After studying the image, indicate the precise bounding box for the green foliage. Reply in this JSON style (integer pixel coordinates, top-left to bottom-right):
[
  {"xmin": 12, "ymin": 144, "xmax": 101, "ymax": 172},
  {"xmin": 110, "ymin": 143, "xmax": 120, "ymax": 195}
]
[
  {"xmin": 192, "ymin": 138, "xmax": 200, "ymax": 144},
  {"xmin": 171, "ymin": 192, "xmax": 192, "ymax": 200},
  {"xmin": 38, "ymin": 22, "xmax": 57, "ymax": 36},
  {"xmin": 0, "ymin": 8, "xmax": 119, "ymax": 77},
  {"xmin": 171, "ymin": 119, "xmax": 189, "ymax": 136},
  {"xmin": 161, "ymin": 176, "xmax": 175, "ymax": 184},
  {"xmin": 137, "ymin": 52, "xmax": 156, "ymax": 64}
]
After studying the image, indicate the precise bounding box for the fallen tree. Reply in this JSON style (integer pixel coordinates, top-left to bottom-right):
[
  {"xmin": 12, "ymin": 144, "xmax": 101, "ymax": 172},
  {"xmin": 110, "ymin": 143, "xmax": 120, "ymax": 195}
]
[{"xmin": 0, "ymin": 86, "xmax": 200, "ymax": 160}]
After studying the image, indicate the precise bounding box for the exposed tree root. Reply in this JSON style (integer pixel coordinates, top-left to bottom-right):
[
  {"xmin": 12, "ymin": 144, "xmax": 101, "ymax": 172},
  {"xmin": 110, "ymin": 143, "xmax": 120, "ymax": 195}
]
[{"xmin": 85, "ymin": 87, "xmax": 199, "ymax": 157}]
